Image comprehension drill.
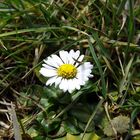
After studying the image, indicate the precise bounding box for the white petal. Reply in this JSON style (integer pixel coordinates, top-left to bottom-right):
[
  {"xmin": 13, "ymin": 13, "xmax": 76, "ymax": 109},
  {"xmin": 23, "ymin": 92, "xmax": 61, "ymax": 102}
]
[
  {"xmin": 85, "ymin": 69, "xmax": 92, "ymax": 75},
  {"xmin": 78, "ymin": 78, "xmax": 86, "ymax": 86},
  {"xmin": 55, "ymin": 77, "xmax": 62, "ymax": 87},
  {"xmin": 69, "ymin": 50, "xmax": 80, "ymax": 60},
  {"xmin": 39, "ymin": 68, "xmax": 57, "ymax": 77},
  {"xmin": 67, "ymin": 53, "xmax": 75, "ymax": 64},
  {"xmin": 68, "ymin": 57, "xmax": 75, "ymax": 64},
  {"xmin": 89, "ymin": 74, "xmax": 94, "ymax": 78},
  {"xmin": 73, "ymin": 78, "xmax": 81, "ymax": 90},
  {"xmin": 83, "ymin": 69, "xmax": 92, "ymax": 75},
  {"xmin": 69, "ymin": 49, "xmax": 75, "ymax": 57},
  {"xmin": 76, "ymin": 74, "xmax": 86, "ymax": 85},
  {"xmin": 68, "ymin": 50, "xmax": 75, "ymax": 64},
  {"xmin": 59, "ymin": 79, "xmax": 65, "ymax": 90},
  {"xmin": 75, "ymin": 54, "xmax": 85, "ymax": 67},
  {"xmin": 82, "ymin": 62, "xmax": 93, "ymax": 69},
  {"xmin": 77, "ymin": 71, "xmax": 90, "ymax": 81},
  {"xmin": 59, "ymin": 50, "xmax": 69, "ymax": 64},
  {"xmin": 51, "ymin": 54, "xmax": 63, "ymax": 66},
  {"xmin": 59, "ymin": 79, "xmax": 68, "ymax": 92},
  {"xmin": 42, "ymin": 64, "xmax": 55, "ymax": 70},
  {"xmin": 46, "ymin": 76, "xmax": 57, "ymax": 86},
  {"xmin": 78, "ymin": 54, "xmax": 84, "ymax": 62},
  {"xmin": 69, "ymin": 49, "xmax": 74, "ymax": 55},
  {"xmin": 67, "ymin": 79, "xmax": 76, "ymax": 93},
  {"xmin": 77, "ymin": 65, "xmax": 85, "ymax": 73},
  {"xmin": 44, "ymin": 57, "xmax": 59, "ymax": 68},
  {"xmin": 77, "ymin": 63, "xmax": 93, "ymax": 75},
  {"xmin": 63, "ymin": 79, "xmax": 69, "ymax": 92}
]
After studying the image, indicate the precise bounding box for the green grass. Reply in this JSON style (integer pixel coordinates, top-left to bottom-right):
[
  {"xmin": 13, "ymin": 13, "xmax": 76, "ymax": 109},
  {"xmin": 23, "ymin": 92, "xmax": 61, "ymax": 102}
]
[{"xmin": 0, "ymin": 0, "xmax": 140, "ymax": 140}]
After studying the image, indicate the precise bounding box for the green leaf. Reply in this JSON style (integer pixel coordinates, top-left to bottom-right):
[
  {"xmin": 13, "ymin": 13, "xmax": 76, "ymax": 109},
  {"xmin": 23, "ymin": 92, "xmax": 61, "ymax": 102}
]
[
  {"xmin": 33, "ymin": 136, "xmax": 46, "ymax": 140},
  {"xmin": 78, "ymin": 121, "xmax": 94, "ymax": 132},
  {"xmin": 43, "ymin": 86, "xmax": 63, "ymax": 99},
  {"xmin": 63, "ymin": 117, "xmax": 81, "ymax": 135},
  {"xmin": 93, "ymin": 106, "xmax": 108, "ymax": 130},
  {"xmin": 103, "ymin": 115, "xmax": 130, "ymax": 136},
  {"xmin": 28, "ymin": 127, "xmax": 39, "ymax": 138},
  {"xmin": 70, "ymin": 105, "xmax": 91, "ymax": 123},
  {"xmin": 66, "ymin": 132, "xmax": 100, "ymax": 140}
]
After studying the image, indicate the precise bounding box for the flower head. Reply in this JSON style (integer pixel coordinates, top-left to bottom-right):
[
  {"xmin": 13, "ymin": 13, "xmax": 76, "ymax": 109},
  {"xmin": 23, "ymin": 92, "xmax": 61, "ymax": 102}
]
[{"xmin": 39, "ymin": 50, "xmax": 93, "ymax": 93}]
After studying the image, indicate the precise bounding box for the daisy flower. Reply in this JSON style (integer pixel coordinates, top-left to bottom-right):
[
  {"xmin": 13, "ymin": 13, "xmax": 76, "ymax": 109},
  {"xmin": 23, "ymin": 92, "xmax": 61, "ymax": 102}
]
[{"xmin": 39, "ymin": 50, "xmax": 93, "ymax": 93}]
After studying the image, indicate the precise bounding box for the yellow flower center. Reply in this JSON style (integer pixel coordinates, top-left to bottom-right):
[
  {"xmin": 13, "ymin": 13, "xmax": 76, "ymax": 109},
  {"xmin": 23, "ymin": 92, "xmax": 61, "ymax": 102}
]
[{"xmin": 57, "ymin": 64, "xmax": 77, "ymax": 79}]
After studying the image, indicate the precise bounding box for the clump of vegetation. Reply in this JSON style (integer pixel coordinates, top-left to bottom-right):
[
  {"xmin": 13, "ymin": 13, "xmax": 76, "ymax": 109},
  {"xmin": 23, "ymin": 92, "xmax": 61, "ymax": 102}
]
[
  {"xmin": 103, "ymin": 115, "xmax": 130, "ymax": 136},
  {"xmin": 0, "ymin": 0, "xmax": 140, "ymax": 140}
]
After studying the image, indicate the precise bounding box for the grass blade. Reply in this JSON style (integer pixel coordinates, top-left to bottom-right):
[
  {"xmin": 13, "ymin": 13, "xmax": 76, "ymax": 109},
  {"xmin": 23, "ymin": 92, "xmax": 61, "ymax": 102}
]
[{"xmin": 88, "ymin": 36, "xmax": 107, "ymax": 98}]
